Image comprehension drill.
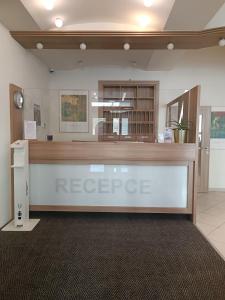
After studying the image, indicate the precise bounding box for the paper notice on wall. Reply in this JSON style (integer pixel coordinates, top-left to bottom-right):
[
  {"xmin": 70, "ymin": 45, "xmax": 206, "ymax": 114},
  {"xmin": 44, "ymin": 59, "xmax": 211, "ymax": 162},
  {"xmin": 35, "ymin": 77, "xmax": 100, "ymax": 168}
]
[
  {"xmin": 24, "ymin": 121, "xmax": 37, "ymax": 140},
  {"xmin": 121, "ymin": 118, "xmax": 128, "ymax": 135},
  {"xmin": 113, "ymin": 118, "xmax": 120, "ymax": 135}
]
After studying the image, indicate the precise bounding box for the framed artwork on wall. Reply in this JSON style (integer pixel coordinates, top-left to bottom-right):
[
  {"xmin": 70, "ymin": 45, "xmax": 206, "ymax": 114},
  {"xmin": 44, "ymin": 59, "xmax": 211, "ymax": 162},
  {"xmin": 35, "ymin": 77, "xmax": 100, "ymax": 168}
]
[
  {"xmin": 211, "ymin": 110, "xmax": 225, "ymax": 139},
  {"xmin": 33, "ymin": 104, "xmax": 41, "ymax": 126},
  {"xmin": 210, "ymin": 107, "xmax": 225, "ymax": 150},
  {"xmin": 59, "ymin": 90, "xmax": 89, "ymax": 133}
]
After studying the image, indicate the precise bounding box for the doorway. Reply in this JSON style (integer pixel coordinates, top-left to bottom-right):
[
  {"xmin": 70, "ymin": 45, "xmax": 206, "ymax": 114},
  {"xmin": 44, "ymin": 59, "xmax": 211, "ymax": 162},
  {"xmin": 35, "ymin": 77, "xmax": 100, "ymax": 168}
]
[{"xmin": 198, "ymin": 106, "xmax": 211, "ymax": 193}]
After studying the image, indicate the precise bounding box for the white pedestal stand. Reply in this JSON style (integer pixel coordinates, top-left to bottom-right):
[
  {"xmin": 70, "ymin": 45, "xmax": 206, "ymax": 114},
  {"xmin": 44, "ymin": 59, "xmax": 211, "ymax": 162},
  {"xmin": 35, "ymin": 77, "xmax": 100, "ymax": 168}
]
[{"xmin": 2, "ymin": 140, "xmax": 40, "ymax": 232}]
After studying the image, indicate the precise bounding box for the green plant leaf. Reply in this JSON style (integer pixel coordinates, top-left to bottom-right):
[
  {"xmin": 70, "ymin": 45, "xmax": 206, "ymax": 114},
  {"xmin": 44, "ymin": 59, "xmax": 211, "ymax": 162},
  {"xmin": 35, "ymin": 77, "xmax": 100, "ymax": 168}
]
[{"xmin": 170, "ymin": 120, "xmax": 189, "ymax": 130}]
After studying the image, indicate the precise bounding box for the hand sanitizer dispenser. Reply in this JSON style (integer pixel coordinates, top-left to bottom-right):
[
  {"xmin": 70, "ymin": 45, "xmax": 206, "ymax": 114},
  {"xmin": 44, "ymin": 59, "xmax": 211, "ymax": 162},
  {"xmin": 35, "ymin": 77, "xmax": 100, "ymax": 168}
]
[
  {"xmin": 2, "ymin": 140, "xmax": 40, "ymax": 231},
  {"xmin": 16, "ymin": 204, "xmax": 23, "ymax": 227},
  {"xmin": 11, "ymin": 140, "xmax": 29, "ymax": 227}
]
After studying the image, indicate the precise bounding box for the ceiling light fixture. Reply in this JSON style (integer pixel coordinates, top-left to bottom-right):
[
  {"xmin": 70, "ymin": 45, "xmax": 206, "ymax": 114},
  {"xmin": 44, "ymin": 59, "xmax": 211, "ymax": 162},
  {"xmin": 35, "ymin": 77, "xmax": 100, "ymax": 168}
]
[
  {"xmin": 36, "ymin": 42, "xmax": 44, "ymax": 50},
  {"xmin": 80, "ymin": 43, "xmax": 87, "ymax": 50},
  {"xmin": 138, "ymin": 15, "xmax": 150, "ymax": 28},
  {"xmin": 123, "ymin": 43, "xmax": 130, "ymax": 51},
  {"xmin": 55, "ymin": 18, "xmax": 64, "ymax": 28},
  {"xmin": 167, "ymin": 43, "xmax": 175, "ymax": 50},
  {"xmin": 218, "ymin": 38, "xmax": 225, "ymax": 47},
  {"xmin": 144, "ymin": 0, "xmax": 153, "ymax": 7},
  {"xmin": 44, "ymin": 0, "xmax": 54, "ymax": 11}
]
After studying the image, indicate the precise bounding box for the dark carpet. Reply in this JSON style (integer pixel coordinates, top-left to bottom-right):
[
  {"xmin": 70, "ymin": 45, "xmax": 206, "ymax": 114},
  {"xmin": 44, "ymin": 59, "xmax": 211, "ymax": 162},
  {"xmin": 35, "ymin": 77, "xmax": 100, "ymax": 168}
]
[{"xmin": 0, "ymin": 213, "xmax": 225, "ymax": 300}]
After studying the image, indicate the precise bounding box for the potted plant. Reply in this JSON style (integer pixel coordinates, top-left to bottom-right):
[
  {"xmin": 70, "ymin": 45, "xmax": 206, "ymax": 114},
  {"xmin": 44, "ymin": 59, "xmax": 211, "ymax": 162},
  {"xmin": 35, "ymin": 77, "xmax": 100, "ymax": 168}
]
[{"xmin": 170, "ymin": 120, "xmax": 189, "ymax": 144}]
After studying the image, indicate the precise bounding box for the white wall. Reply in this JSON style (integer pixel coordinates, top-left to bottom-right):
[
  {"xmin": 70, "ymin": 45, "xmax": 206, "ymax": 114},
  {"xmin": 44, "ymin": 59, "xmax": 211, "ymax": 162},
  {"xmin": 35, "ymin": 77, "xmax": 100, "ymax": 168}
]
[
  {"xmin": 24, "ymin": 88, "xmax": 49, "ymax": 140},
  {"xmin": 209, "ymin": 150, "xmax": 225, "ymax": 190},
  {"xmin": 0, "ymin": 22, "xmax": 49, "ymax": 227},
  {"xmin": 48, "ymin": 47, "xmax": 225, "ymax": 190}
]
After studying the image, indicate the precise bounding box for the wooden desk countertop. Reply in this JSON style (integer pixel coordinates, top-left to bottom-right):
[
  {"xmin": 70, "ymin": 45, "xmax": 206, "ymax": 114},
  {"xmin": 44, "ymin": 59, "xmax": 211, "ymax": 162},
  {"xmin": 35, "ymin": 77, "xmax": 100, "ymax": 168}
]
[{"xmin": 29, "ymin": 141, "xmax": 196, "ymax": 164}]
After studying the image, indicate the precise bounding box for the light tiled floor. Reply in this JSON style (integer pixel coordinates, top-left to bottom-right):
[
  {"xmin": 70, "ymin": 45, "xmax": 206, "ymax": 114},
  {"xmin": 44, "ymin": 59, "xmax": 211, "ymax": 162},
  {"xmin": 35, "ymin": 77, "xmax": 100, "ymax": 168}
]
[{"xmin": 196, "ymin": 192, "xmax": 225, "ymax": 260}]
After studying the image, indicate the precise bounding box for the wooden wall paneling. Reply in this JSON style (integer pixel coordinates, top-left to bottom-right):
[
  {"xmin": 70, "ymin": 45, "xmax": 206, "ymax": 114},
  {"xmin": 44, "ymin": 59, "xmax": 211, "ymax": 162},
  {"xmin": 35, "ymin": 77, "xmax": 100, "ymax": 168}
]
[
  {"xmin": 153, "ymin": 82, "xmax": 159, "ymax": 142},
  {"xmin": 10, "ymin": 84, "xmax": 23, "ymax": 143},
  {"xmin": 190, "ymin": 86, "xmax": 200, "ymax": 223},
  {"xmin": 10, "ymin": 27, "xmax": 225, "ymax": 50},
  {"xmin": 29, "ymin": 141, "xmax": 196, "ymax": 164},
  {"xmin": 30, "ymin": 205, "xmax": 192, "ymax": 214},
  {"xmin": 188, "ymin": 87, "xmax": 200, "ymax": 143},
  {"xmin": 9, "ymin": 84, "xmax": 24, "ymax": 219},
  {"xmin": 181, "ymin": 92, "xmax": 189, "ymax": 142}
]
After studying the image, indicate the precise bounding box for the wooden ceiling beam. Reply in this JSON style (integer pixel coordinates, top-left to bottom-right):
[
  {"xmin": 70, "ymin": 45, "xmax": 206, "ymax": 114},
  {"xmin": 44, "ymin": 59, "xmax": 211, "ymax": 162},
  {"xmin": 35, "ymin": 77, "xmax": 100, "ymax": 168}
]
[{"xmin": 10, "ymin": 27, "xmax": 225, "ymax": 50}]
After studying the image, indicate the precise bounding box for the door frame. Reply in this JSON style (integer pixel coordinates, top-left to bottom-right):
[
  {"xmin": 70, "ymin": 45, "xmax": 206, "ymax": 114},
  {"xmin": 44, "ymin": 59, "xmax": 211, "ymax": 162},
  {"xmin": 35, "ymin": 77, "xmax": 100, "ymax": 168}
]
[
  {"xmin": 198, "ymin": 106, "xmax": 211, "ymax": 193},
  {"xmin": 9, "ymin": 84, "xmax": 23, "ymax": 219}
]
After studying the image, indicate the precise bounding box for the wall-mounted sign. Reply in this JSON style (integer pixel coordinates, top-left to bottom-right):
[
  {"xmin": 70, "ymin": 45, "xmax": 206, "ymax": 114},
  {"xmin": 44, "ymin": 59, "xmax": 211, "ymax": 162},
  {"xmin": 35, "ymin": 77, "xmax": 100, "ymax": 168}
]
[
  {"xmin": 24, "ymin": 121, "xmax": 37, "ymax": 140},
  {"xmin": 30, "ymin": 164, "xmax": 188, "ymax": 208}
]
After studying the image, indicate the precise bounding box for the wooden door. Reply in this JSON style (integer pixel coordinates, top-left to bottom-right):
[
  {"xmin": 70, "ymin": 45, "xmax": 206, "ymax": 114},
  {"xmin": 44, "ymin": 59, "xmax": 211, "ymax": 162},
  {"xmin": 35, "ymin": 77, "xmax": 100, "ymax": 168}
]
[
  {"xmin": 10, "ymin": 84, "xmax": 24, "ymax": 218},
  {"xmin": 198, "ymin": 106, "xmax": 211, "ymax": 193}
]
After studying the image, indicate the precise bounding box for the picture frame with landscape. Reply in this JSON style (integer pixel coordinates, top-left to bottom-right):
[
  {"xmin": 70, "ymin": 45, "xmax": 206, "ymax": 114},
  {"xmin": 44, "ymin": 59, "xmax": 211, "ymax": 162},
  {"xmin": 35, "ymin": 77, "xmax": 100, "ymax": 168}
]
[{"xmin": 60, "ymin": 90, "xmax": 89, "ymax": 133}]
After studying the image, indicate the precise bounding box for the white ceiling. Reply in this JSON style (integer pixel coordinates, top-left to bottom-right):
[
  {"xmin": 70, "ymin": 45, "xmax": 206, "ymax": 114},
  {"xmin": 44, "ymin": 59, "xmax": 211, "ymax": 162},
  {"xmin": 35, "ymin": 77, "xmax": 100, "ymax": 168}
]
[
  {"xmin": 165, "ymin": 0, "xmax": 225, "ymax": 30},
  {"xmin": 21, "ymin": 0, "xmax": 175, "ymax": 31},
  {"xmin": 0, "ymin": 0, "xmax": 39, "ymax": 30},
  {"xmin": 0, "ymin": 0, "xmax": 225, "ymax": 70},
  {"xmin": 206, "ymin": 1, "xmax": 225, "ymax": 29},
  {"xmin": 32, "ymin": 49, "xmax": 154, "ymax": 70}
]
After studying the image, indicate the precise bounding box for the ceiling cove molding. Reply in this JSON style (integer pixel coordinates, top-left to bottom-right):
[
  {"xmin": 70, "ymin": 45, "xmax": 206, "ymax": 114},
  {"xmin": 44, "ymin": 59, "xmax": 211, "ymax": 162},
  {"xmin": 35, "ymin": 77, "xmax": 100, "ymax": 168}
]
[{"xmin": 10, "ymin": 27, "xmax": 225, "ymax": 50}]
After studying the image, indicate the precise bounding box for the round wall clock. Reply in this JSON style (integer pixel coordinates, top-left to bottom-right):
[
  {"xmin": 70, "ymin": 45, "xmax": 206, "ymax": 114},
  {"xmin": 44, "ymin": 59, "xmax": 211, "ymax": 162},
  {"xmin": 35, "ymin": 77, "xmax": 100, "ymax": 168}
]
[{"xmin": 14, "ymin": 91, "xmax": 24, "ymax": 109}]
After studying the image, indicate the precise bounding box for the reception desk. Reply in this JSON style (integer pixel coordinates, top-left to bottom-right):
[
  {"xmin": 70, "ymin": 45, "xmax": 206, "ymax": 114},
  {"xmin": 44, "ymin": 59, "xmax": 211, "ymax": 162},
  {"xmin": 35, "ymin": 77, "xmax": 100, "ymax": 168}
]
[{"xmin": 28, "ymin": 141, "xmax": 197, "ymax": 219}]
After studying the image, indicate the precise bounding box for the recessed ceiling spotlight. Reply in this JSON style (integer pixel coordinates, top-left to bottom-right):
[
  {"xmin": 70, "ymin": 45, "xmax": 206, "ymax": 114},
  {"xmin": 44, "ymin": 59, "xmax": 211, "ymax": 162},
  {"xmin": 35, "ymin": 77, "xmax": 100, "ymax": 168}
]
[
  {"xmin": 167, "ymin": 43, "xmax": 175, "ymax": 50},
  {"xmin": 80, "ymin": 43, "xmax": 87, "ymax": 50},
  {"xmin": 218, "ymin": 38, "xmax": 225, "ymax": 47},
  {"xmin": 36, "ymin": 42, "xmax": 44, "ymax": 50},
  {"xmin": 123, "ymin": 43, "xmax": 130, "ymax": 51},
  {"xmin": 55, "ymin": 17, "xmax": 63, "ymax": 28},
  {"xmin": 44, "ymin": 0, "xmax": 54, "ymax": 11},
  {"xmin": 144, "ymin": 0, "xmax": 153, "ymax": 7},
  {"xmin": 138, "ymin": 15, "xmax": 150, "ymax": 28}
]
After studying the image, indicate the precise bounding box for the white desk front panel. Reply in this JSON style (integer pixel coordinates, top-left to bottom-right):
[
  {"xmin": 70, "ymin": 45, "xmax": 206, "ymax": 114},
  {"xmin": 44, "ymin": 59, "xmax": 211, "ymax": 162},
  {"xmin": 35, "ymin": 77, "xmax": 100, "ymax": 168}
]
[{"xmin": 30, "ymin": 164, "xmax": 188, "ymax": 208}]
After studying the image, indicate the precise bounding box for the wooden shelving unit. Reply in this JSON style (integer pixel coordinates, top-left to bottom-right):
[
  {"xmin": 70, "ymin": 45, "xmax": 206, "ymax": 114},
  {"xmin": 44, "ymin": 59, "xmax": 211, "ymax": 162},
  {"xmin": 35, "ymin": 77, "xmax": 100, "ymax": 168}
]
[{"xmin": 98, "ymin": 81, "xmax": 159, "ymax": 142}]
